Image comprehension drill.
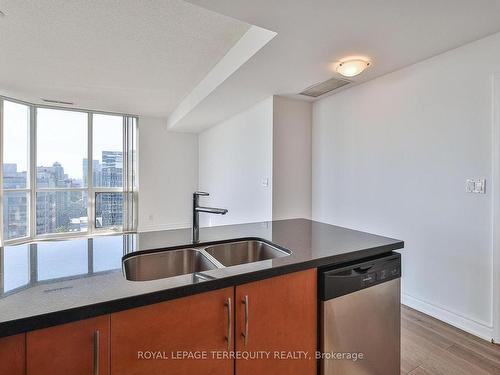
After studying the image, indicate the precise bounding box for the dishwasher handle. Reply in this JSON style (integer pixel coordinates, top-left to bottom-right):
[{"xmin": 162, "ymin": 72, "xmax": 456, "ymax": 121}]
[{"xmin": 353, "ymin": 265, "xmax": 373, "ymax": 274}]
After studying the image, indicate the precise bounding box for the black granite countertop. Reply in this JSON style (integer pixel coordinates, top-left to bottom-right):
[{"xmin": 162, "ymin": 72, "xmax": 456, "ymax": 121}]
[{"xmin": 0, "ymin": 219, "xmax": 403, "ymax": 337}]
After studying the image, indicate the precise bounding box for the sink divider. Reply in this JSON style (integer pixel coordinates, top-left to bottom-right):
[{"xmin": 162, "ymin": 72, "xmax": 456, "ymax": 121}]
[{"xmin": 197, "ymin": 248, "xmax": 226, "ymax": 269}]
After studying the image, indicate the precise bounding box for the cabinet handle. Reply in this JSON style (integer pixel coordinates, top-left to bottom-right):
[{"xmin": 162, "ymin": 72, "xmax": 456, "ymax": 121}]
[
  {"xmin": 93, "ymin": 329, "xmax": 100, "ymax": 375},
  {"xmin": 242, "ymin": 295, "xmax": 249, "ymax": 346},
  {"xmin": 225, "ymin": 297, "xmax": 232, "ymax": 351}
]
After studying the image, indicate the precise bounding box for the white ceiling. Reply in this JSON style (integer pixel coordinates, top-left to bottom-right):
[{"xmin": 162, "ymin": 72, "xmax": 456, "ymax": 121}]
[
  {"xmin": 3, "ymin": 1, "xmax": 500, "ymax": 130},
  {"xmin": 173, "ymin": 0, "xmax": 500, "ymax": 132},
  {"xmin": 0, "ymin": 0, "xmax": 249, "ymax": 116}
]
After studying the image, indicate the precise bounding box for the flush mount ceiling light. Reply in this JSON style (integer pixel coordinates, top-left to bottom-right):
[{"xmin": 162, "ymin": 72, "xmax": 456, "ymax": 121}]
[{"xmin": 336, "ymin": 59, "xmax": 371, "ymax": 77}]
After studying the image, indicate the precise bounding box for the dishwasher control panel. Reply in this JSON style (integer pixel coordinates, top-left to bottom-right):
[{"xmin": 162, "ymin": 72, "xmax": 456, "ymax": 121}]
[{"xmin": 319, "ymin": 252, "xmax": 401, "ymax": 300}]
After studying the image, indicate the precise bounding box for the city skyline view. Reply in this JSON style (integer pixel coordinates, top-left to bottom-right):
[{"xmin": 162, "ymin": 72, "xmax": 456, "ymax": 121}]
[
  {"xmin": 2, "ymin": 100, "xmax": 132, "ymax": 242},
  {"xmin": 3, "ymin": 150, "xmax": 124, "ymax": 240},
  {"xmin": 3, "ymin": 102, "xmax": 123, "ymax": 180},
  {"xmin": 4, "ymin": 151, "xmax": 124, "ymax": 188}
]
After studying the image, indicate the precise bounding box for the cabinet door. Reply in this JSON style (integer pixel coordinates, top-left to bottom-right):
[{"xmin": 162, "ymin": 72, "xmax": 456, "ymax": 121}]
[
  {"xmin": 27, "ymin": 315, "xmax": 110, "ymax": 375},
  {"xmin": 0, "ymin": 334, "xmax": 25, "ymax": 375},
  {"xmin": 235, "ymin": 269, "xmax": 317, "ymax": 375},
  {"xmin": 111, "ymin": 287, "xmax": 234, "ymax": 375}
]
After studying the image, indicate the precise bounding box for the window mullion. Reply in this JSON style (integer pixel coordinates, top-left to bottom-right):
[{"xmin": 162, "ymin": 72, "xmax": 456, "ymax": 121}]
[
  {"xmin": 29, "ymin": 105, "xmax": 36, "ymax": 240},
  {"xmin": 123, "ymin": 116, "xmax": 128, "ymax": 231},
  {"xmin": 122, "ymin": 116, "xmax": 138, "ymax": 232},
  {"xmin": 88, "ymin": 113, "xmax": 93, "ymax": 236},
  {"xmin": 35, "ymin": 187, "xmax": 87, "ymax": 192},
  {"xmin": 93, "ymin": 187, "xmax": 123, "ymax": 193},
  {"xmin": 0, "ymin": 98, "xmax": 4, "ymax": 246}
]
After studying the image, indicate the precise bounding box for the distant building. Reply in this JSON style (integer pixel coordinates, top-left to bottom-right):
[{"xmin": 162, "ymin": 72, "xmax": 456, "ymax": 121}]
[
  {"xmin": 102, "ymin": 151, "xmax": 123, "ymax": 188},
  {"xmin": 3, "ymin": 163, "xmax": 27, "ymax": 189},
  {"xmin": 69, "ymin": 216, "xmax": 88, "ymax": 232},
  {"xmin": 97, "ymin": 151, "xmax": 123, "ymax": 228},
  {"xmin": 83, "ymin": 159, "xmax": 102, "ymax": 186},
  {"xmin": 2, "ymin": 164, "xmax": 28, "ymax": 239},
  {"xmin": 37, "ymin": 162, "xmax": 81, "ymax": 189},
  {"xmin": 35, "ymin": 162, "xmax": 85, "ymax": 234},
  {"xmin": 2, "ymin": 152, "xmax": 123, "ymax": 240},
  {"xmin": 96, "ymin": 192, "xmax": 123, "ymax": 228}
]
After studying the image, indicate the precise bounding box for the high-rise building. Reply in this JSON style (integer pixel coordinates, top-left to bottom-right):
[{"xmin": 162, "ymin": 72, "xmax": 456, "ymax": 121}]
[
  {"xmin": 37, "ymin": 162, "xmax": 81, "ymax": 189},
  {"xmin": 81, "ymin": 152, "xmax": 124, "ymax": 229},
  {"xmin": 3, "ymin": 153, "xmax": 124, "ymax": 240},
  {"xmin": 3, "ymin": 163, "xmax": 27, "ymax": 189},
  {"xmin": 83, "ymin": 159, "xmax": 102, "ymax": 186},
  {"xmin": 2, "ymin": 164, "xmax": 28, "ymax": 240},
  {"xmin": 97, "ymin": 151, "xmax": 123, "ymax": 228},
  {"xmin": 36, "ymin": 162, "xmax": 85, "ymax": 234},
  {"xmin": 102, "ymin": 151, "xmax": 123, "ymax": 188}
]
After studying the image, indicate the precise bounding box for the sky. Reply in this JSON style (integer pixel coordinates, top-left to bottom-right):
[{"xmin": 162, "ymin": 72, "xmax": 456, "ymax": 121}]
[{"xmin": 3, "ymin": 100, "xmax": 123, "ymax": 180}]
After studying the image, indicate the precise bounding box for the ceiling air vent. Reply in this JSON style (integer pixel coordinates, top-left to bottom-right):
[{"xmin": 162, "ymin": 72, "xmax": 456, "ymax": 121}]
[
  {"xmin": 299, "ymin": 77, "xmax": 351, "ymax": 98},
  {"xmin": 42, "ymin": 98, "xmax": 75, "ymax": 105}
]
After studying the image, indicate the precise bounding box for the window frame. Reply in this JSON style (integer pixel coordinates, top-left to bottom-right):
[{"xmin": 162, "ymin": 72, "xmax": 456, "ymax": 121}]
[
  {"xmin": 0, "ymin": 96, "xmax": 138, "ymax": 245},
  {"xmin": 0, "ymin": 98, "xmax": 32, "ymax": 244}
]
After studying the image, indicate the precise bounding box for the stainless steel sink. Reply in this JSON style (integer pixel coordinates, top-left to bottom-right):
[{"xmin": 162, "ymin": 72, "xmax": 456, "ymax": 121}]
[
  {"xmin": 204, "ymin": 240, "xmax": 290, "ymax": 267},
  {"xmin": 123, "ymin": 240, "xmax": 291, "ymax": 282},
  {"xmin": 123, "ymin": 248, "xmax": 218, "ymax": 281}
]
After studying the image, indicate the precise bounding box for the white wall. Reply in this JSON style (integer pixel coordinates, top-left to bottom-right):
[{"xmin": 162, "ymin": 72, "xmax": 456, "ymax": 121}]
[
  {"xmin": 313, "ymin": 32, "xmax": 500, "ymax": 340},
  {"xmin": 198, "ymin": 97, "xmax": 273, "ymax": 226},
  {"xmin": 138, "ymin": 116, "xmax": 198, "ymax": 231},
  {"xmin": 273, "ymin": 96, "xmax": 312, "ymax": 220}
]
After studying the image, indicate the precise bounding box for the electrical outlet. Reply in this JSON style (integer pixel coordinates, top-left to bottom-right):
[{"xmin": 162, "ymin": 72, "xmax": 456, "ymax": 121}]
[{"xmin": 465, "ymin": 179, "xmax": 486, "ymax": 194}]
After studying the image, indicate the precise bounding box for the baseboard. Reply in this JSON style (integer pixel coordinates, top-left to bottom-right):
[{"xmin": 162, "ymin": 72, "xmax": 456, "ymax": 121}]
[
  {"xmin": 137, "ymin": 222, "xmax": 191, "ymax": 232},
  {"xmin": 402, "ymin": 293, "xmax": 493, "ymax": 341}
]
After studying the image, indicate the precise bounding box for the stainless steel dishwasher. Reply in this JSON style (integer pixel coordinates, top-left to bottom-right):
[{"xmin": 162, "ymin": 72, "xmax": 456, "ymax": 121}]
[{"xmin": 319, "ymin": 252, "xmax": 401, "ymax": 375}]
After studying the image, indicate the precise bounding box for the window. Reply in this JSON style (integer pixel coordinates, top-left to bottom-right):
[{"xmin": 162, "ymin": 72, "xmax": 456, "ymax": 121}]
[
  {"xmin": 92, "ymin": 114, "xmax": 126, "ymax": 230},
  {"xmin": 0, "ymin": 97, "xmax": 137, "ymax": 244},
  {"xmin": 96, "ymin": 192, "xmax": 123, "ymax": 229},
  {"xmin": 36, "ymin": 108, "xmax": 88, "ymax": 235},
  {"xmin": 2, "ymin": 101, "xmax": 30, "ymax": 242}
]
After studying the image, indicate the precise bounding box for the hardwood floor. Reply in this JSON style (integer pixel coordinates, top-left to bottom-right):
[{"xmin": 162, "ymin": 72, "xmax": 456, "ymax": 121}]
[{"xmin": 401, "ymin": 305, "xmax": 500, "ymax": 375}]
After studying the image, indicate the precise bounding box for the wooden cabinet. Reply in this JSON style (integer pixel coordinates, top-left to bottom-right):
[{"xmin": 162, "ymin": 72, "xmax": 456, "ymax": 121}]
[
  {"xmin": 3, "ymin": 269, "xmax": 317, "ymax": 375},
  {"xmin": 27, "ymin": 315, "xmax": 109, "ymax": 375},
  {"xmin": 235, "ymin": 269, "xmax": 317, "ymax": 375},
  {"xmin": 110, "ymin": 270, "xmax": 316, "ymax": 375},
  {"xmin": 0, "ymin": 334, "xmax": 25, "ymax": 375},
  {"xmin": 110, "ymin": 287, "xmax": 234, "ymax": 375}
]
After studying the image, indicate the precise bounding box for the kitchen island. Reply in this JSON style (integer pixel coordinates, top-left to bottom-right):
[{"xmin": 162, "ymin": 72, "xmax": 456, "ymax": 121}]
[{"xmin": 0, "ymin": 218, "xmax": 403, "ymax": 374}]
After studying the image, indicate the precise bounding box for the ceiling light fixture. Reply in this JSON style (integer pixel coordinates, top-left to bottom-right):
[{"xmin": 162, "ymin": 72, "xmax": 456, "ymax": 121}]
[
  {"xmin": 0, "ymin": 10, "xmax": 5, "ymax": 17},
  {"xmin": 336, "ymin": 59, "xmax": 371, "ymax": 77}
]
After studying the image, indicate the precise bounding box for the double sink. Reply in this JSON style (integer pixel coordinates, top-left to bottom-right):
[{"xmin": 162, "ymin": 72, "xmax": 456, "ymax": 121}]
[{"xmin": 123, "ymin": 240, "xmax": 291, "ymax": 282}]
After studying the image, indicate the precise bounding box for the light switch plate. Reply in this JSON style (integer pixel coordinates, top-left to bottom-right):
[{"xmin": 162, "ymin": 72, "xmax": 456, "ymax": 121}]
[{"xmin": 466, "ymin": 179, "xmax": 486, "ymax": 194}]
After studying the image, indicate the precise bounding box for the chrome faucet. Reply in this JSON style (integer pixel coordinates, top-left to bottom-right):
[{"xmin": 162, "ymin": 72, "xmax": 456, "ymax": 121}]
[{"xmin": 192, "ymin": 191, "xmax": 228, "ymax": 243}]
